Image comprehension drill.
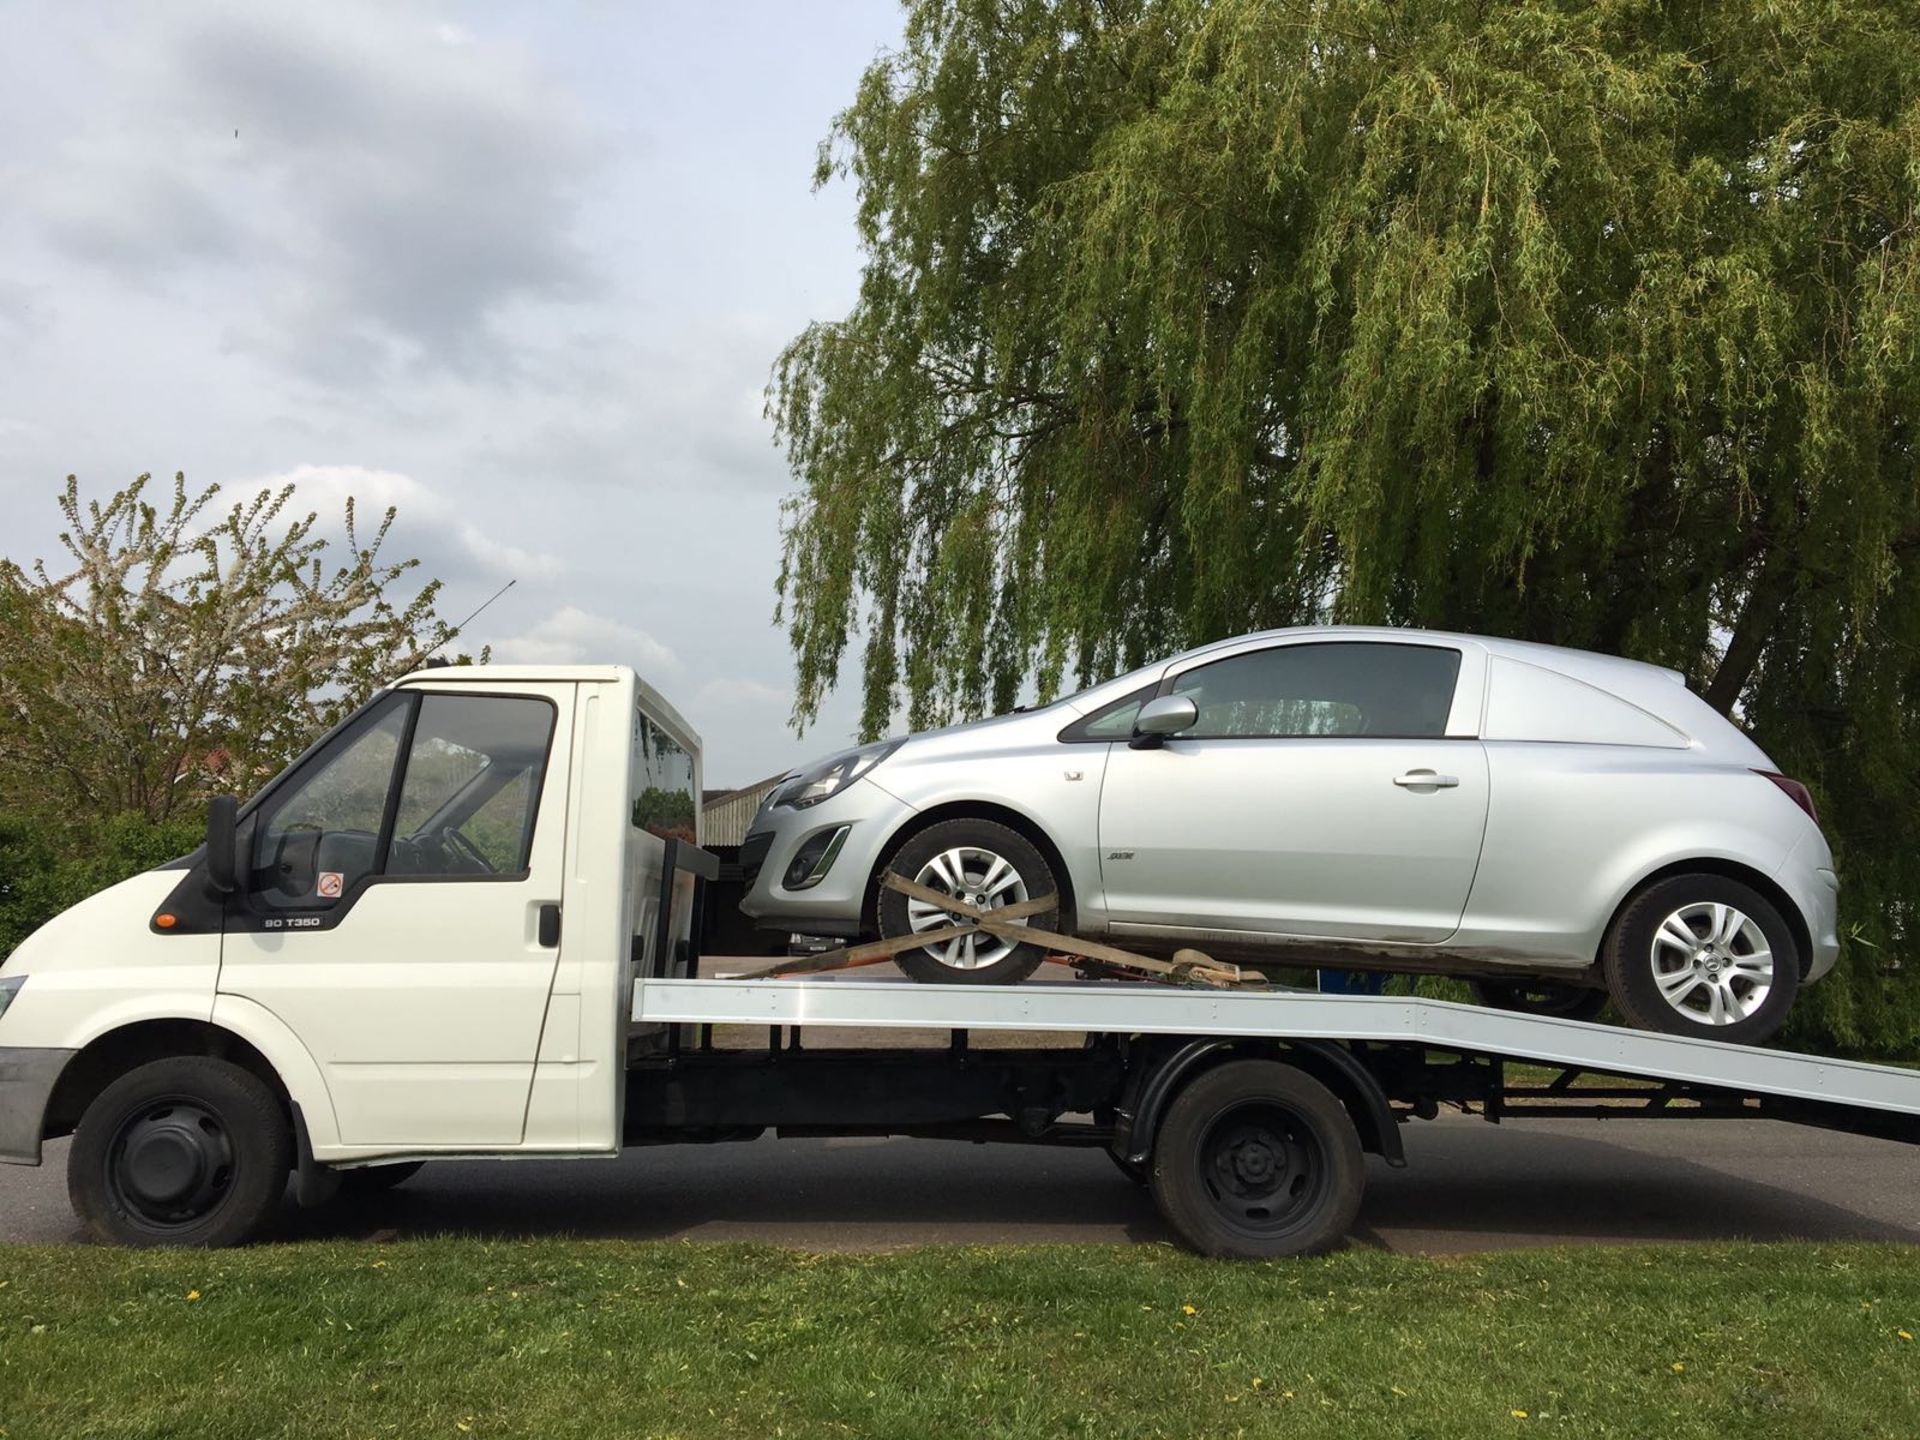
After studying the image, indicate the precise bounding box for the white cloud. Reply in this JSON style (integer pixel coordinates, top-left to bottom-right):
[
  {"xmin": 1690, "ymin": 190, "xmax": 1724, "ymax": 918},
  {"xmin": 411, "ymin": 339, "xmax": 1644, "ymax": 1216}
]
[
  {"xmin": 231, "ymin": 464, "xmax": 564, "ymax": 583},
  {"xmin": 0, "ymin": 1, "xmax": 907, "ymax": 781},
  {"xmin": 488, "ymin": 605, "xmax": 677, "ymax": 672},
  {"xmin": 20, "ymin": 4, "xmax": 598, "ymax": 385}
]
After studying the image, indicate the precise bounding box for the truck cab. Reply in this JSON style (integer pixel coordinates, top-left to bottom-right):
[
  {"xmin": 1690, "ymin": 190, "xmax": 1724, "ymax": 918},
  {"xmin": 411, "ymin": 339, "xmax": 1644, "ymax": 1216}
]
[{"xmin": 0, "ymin": 665, "xmax": 703, "ymax": 1241}]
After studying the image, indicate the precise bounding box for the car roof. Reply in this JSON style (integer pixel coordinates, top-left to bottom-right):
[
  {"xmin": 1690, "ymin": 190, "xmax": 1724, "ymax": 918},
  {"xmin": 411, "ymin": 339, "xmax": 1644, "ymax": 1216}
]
[{"xmin": 1167, "ymin": 625, "xmax": 1687, "ymax": 688}]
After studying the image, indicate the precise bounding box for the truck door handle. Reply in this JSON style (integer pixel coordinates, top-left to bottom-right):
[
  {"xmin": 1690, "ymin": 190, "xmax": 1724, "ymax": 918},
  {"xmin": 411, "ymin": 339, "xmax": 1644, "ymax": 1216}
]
[
  {"xmin": 1393, "ymin": 770, "xmax": 1459, "ymax": 789},
  {"xmin": 537, "ymin": 903, "xmax": 562, "ymax": 948}
]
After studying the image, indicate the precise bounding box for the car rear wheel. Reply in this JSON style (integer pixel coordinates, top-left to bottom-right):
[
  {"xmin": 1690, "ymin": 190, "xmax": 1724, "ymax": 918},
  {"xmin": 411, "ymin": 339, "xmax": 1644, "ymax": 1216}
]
[
  {"xmin": 1602, "ymin": 875, "xmax": 1800, "ymax": 1045},
  {"xmin": 1468, "ymin": 979, "xmax": 1610, "ymax": 1024},
  {"xmin": 876, "ymin": 819, "xmax": 1058, "ymax": 985},
  {"xmin": 68, "ymin": 1056, "xmax": 292, "ymax": 1248}
]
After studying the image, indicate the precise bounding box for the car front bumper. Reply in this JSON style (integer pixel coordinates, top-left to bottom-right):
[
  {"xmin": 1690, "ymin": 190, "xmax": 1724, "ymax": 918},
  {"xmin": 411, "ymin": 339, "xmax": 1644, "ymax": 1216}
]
[
  {"xmin": 0, "ymin": 1046, "xmax": 75, "ymax": 1166},
  {"xmin": 737, "ymin": 777, "xmax": 917, "ymax": 938}
]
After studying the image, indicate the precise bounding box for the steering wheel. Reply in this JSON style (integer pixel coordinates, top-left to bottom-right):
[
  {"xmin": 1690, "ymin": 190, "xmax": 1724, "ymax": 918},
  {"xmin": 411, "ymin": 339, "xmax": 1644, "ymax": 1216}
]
[{"xmin": 436, "ymin": 826, "xmax": 496, "ymax": 875}]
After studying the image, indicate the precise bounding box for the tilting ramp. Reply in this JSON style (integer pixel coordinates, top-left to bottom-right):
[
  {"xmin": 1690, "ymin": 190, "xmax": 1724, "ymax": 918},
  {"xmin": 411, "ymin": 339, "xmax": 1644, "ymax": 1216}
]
[{"xmin": 636, "ymin": 977, "xmax": 1920, "ymax": 1122}]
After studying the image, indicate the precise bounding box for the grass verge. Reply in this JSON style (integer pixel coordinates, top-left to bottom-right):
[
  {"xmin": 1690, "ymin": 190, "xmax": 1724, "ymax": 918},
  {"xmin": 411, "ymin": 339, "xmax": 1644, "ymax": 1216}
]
[{"xmin": 1, "ymin": 1240, "xmax": 1916, "ymax": 1439}]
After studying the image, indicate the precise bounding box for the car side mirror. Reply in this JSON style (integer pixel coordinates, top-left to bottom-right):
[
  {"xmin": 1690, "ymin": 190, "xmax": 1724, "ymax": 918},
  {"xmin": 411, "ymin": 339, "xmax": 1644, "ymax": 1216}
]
[
  {"xmin": 1129, "ymin": 694, "xmax": 1199, "ymax": 749},
  {"xmin": 205, "ymin": 795, "xmax": 240, "ymax": 896}
]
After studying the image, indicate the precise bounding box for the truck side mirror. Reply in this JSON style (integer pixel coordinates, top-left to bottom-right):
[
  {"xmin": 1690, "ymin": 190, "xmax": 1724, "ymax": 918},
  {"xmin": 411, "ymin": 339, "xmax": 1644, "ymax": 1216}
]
[
  {"xmin": 205, "ymin": 795, "xmax": 240, "ymax": 896},
  {"xmin": 1129, "ymin": 694, "xmax": 1200, "ymax": 749}
]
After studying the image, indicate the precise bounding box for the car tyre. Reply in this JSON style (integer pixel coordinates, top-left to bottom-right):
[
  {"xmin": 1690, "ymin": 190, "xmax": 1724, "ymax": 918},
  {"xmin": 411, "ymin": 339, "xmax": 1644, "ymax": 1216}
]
[
  {"xmin": 69, "ymin": 1056, "xmax": 292, "ymax": 1248},
  {"xmin": 877, "ymin": 819, "xmax": 1058, "ymax": 985},
  {"xmin": 1149, "ymin": 1059, "xmax": 1364, "ymax": 1259},
  {"xmin": 1602, "ymin": 874, "xmax": 1800, "ymax": 1045},
  {"xmin": 1468, "ymin": 980, "xmax": 1610, "ymax": 1024}
]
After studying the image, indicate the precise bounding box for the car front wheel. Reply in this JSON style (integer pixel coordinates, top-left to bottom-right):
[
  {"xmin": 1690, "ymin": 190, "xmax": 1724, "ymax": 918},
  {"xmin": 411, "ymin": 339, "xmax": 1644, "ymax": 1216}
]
[
  {"xmin": 876, "ymin": 819, "xmax": 1059, "ymax": 985},
  {"xmin": 1601, "ymin": 875, "xmax": 1800, "ymax": 1045}
]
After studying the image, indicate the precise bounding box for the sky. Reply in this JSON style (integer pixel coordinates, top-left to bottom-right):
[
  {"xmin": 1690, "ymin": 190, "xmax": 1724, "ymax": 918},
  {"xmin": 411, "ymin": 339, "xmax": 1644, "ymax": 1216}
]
[{"xmin": 0, "ymin": 1, "xmax": 906, "ymax": 788}]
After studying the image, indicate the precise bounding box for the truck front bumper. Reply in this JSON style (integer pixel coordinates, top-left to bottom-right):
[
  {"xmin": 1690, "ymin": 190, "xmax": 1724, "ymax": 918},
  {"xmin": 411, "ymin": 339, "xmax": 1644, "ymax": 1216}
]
[{"xmin": 0, "ymin": 1047, "xmax": 75, "ymax": 1165}]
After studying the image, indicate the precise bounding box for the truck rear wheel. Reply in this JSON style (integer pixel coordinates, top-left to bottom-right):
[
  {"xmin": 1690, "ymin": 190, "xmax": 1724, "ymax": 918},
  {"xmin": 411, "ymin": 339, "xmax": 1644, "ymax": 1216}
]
[
  {"xmin": 68, "ymin": 1056, "xmax": 292, "ymax": 1248},
  {"xmin": 1149, "ymin": 1059, "xmax": 1364, "ymax": 1258},
  {"xmin": 339, "ymin": 1160, "xmax": 426, "ymax": 1194}
]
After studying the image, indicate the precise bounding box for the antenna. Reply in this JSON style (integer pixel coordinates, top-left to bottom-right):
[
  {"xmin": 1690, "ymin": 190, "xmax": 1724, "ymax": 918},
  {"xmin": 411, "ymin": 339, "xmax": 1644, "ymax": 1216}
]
[{"xmin": 451, "ymin": 578, "xmax": 516, "ymax": 636}]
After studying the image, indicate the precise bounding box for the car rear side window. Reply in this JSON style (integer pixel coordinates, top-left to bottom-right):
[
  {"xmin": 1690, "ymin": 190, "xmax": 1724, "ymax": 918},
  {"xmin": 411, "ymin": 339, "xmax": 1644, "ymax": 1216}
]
[{"xmin": 1167, "ymin": 642, "xmax": 1462, "ymax": 739}]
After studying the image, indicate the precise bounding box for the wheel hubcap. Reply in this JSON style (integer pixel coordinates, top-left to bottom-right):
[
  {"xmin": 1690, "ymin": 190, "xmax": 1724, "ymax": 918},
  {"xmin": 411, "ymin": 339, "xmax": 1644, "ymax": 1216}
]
[
  {"xmin": 109, "ymin": 1100, "xmax": 235, "ymax": 1228},
  {"xmin": 906, "ymin": 845, "xmax": 1030, "ymax": 969},
  {"xmin": 1201, "ymin": 1105, "xmax": 1322, "ymax": 1232},
  {"xmin": 1649, "ymin": 901, "xmax": 1772, "ymax": 1026}
]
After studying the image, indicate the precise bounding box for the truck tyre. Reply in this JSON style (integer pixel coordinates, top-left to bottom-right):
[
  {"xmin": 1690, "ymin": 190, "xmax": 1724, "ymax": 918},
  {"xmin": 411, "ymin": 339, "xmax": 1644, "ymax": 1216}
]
[
  {"xmin": 1468, "ymin": 980, "xmax": 1610, "ymax": 1024},
  {"xmin": 1602, "ymin": 874, "xmax": 1800, "ymax": 1045},
  {"xmin": 339, "ymin": 1161, "xmax": 426, "ymax": 1195},
  {"xmin": 877, "ymin": 819, "xmax": 1058, "ymax": 985},
  {"xmin": 68, "ymin": 1056, "xmax": 292, "ymax": 1248},
  {"xmin": 1149, "ymin": 1059, "xmax": 1364, "ymax": 1259}
]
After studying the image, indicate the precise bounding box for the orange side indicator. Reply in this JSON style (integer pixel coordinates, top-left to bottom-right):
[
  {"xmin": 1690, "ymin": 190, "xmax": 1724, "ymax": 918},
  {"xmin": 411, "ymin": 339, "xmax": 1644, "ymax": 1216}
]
[{"xmin": 154, "ymin": 913, "xmax": 178, "ymax": 929}]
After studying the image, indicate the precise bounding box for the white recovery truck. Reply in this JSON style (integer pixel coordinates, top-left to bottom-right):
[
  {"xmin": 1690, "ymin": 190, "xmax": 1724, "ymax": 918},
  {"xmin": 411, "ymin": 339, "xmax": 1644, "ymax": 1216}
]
[{"xmin": 1, "ymin": 663, "xmax": 1916, "ymax": 1257}]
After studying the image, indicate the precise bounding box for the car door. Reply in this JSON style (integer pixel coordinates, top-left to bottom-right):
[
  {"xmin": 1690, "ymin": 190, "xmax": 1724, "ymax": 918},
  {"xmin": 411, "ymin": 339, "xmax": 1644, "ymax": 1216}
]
[
  {"xmin": 1096, "ymin": 639, "xmax": 1488, "ymax": 943},
  {"xmin": 217, "ymin": 683, "xmax": 574, "ymax": 1146}
]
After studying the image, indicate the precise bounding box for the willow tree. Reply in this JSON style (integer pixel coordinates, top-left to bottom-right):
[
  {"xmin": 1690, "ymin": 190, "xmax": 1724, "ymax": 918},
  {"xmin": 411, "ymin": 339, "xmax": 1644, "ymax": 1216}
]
[{"xmin": 772, "ymin": 0, "xmax": 1920, "ymax": 1052}]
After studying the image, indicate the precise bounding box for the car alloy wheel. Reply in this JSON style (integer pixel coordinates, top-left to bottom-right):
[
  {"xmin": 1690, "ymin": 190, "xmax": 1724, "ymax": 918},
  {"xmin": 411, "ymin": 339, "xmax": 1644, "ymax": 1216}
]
[
  {"xmin": 906, "ymin": 845, "xmax": 1031, "ymax": 969},
  {"xmin": 1648, "ymin": 901, "xmax": 1773, "ymax": 1026}
]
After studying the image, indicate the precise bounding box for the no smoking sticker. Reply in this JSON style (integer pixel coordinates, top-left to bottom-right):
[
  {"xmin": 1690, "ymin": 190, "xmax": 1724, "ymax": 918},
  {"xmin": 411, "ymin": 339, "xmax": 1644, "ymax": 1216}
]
[{"xmin": 317, "ymin": 871, "xmax": 344, "ymax": 899}]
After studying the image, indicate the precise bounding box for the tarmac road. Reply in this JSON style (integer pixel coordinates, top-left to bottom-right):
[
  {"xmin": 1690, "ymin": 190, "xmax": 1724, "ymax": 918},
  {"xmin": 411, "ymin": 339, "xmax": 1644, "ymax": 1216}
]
[{"xmin": 3, "ymin": 1114, "xmax": 1915, "ymax": 1252}]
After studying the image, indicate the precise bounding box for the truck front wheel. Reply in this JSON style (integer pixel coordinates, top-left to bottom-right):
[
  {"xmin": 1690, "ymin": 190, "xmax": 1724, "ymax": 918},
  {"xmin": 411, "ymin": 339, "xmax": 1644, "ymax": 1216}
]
[
  {"xmin": 1149, "ymin": 1059, "xmax": 1365, "ymax": 1259},
  {"xmin": 68, "ymin": 1056, "xmax": 292, "ymax": 1248}
]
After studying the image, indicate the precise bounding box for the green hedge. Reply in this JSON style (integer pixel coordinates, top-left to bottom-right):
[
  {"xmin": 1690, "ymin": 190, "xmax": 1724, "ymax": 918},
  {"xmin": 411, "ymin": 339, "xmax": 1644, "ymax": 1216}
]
[{"xmin": 0, "ymin": 812, "xmax": 203, "ymax": 958}]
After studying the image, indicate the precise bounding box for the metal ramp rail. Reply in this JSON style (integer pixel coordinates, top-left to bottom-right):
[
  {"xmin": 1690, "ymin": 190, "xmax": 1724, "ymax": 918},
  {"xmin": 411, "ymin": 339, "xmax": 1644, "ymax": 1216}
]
[{"xmin": 636, "ymin": 976, "xmax": 1920, "ymax": 1128}]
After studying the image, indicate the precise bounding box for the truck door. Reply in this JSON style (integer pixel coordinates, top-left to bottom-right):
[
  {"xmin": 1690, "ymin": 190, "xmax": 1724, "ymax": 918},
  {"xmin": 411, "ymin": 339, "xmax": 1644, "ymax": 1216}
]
[{"xmin": 217, "ymin": 682, "xmax": 574, "ymax": 1146}]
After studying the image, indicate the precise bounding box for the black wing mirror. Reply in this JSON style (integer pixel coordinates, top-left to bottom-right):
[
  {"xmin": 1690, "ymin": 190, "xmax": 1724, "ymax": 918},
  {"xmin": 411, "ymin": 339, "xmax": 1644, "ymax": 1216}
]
[{"xmin": 205, "ymin": 795, "xmax": 240, "ymax": 896}]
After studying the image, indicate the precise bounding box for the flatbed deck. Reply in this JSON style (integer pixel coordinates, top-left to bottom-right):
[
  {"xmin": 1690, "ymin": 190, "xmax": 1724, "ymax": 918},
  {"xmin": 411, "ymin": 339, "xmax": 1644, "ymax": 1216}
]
[{"xmin": 637, "ymin": 976, "xmax": 1920, "ymax": 1128}]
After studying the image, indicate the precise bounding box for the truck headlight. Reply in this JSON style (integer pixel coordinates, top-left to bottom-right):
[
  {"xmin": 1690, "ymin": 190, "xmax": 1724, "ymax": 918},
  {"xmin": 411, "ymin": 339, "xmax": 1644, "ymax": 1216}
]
[
  {"xmin": 780, "ymin": 740, "xmax": 904, "ymax": 809},
  {"xmin": 0, "ymin": 976, "xmax": 25, "ymax": 1020}
]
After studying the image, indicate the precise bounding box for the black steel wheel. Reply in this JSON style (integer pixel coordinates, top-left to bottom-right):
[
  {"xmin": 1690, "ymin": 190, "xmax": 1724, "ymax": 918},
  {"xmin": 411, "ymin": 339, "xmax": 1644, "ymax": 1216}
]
[
  {"xmin": 69, "ymin": 1056, "xmax": 291, "ymax": 1248},
  {"xmin": 1468, "ymin": 979, "xmax": 1610, "ymax": 1024},
  {"xmin": 1149, "ymin": 1059, "xmax": 1364, "ymax": 1259}
]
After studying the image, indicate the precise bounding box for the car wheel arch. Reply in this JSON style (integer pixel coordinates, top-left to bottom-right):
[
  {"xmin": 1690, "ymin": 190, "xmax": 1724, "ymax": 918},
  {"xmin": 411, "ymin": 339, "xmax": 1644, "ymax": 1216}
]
[
  {"xmin": 862, "ymin": 800, "xmax": 1077, "ymax": 936},
  {"xmin": 1601, "ymin": 857, "xmax": 1813, "ymax": 977}
]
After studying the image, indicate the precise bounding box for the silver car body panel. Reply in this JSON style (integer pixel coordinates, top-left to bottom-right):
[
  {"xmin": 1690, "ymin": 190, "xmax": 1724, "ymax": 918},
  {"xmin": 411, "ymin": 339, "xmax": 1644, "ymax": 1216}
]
[{"xmin": 738, "ymin": 626, "xmax": 1838, "ymax": 983}]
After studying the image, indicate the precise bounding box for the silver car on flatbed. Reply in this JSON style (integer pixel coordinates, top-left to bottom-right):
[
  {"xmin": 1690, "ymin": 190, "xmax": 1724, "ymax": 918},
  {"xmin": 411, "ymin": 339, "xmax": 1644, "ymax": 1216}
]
[{"xmin": 739, "ymin": 627, "xmax": 1838, "ymax": 1044}]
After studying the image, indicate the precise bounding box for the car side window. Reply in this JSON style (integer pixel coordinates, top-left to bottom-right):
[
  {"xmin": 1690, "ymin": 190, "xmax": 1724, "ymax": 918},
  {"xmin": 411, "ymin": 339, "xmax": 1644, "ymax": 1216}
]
[
  {"xmin": 1058, "ymin": 684, "xmax": 1157, "ymax": 742},
  {"xmin": 250, "ymin": 696, "xmax": 409, "ymax": 907},
  {"xmin": 387, "ymin": 695, "xmax": 555, "ymax": 877},
  {"xmin": 1167, "ymin": 642, "xmax": 1462, "ymax": 739},
  {"xmin": 246, "ymin": 691, "xmax": 556, "ymax": 907}
]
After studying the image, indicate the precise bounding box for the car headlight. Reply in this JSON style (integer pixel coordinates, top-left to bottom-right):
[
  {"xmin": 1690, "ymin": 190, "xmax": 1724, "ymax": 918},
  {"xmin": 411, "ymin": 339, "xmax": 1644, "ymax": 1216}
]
[
  {"xmin": 778, "ymin": 740, "xmax": 904, "ymax": 809},
  {"xmin": 0, "ymin": 975, "xmax": 25, "ymax": 1021}
]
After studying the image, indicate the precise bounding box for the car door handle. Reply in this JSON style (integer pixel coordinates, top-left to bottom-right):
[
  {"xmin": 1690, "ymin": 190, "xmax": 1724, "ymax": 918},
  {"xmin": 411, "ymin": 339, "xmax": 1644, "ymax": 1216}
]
[{"xmin": 1393, "ymin": 770, "xmax": 1459, "ymax": 788}]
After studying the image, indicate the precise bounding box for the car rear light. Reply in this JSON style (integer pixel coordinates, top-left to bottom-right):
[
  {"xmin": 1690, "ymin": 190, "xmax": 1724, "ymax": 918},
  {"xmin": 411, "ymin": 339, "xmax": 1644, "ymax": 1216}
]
[{"xmin": 1755, "ymin": 770, "xmax": 1818, "ymax": 824}]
